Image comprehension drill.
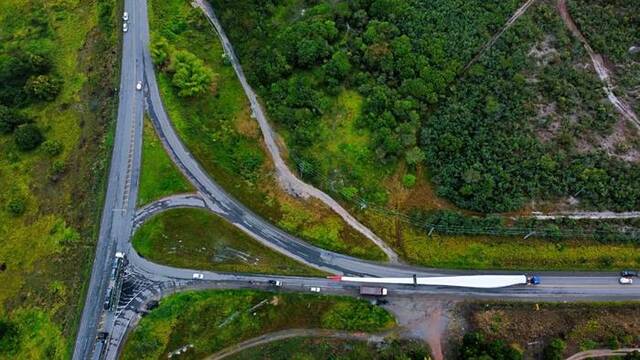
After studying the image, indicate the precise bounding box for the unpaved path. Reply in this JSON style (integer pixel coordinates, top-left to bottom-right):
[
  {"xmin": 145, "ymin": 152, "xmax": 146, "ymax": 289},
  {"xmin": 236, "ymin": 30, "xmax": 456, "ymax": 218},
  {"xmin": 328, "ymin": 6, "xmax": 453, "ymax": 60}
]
[
  {"xmin": 203, "ymin": 328, "xmax": 388, "ymax": 360},
  {"xmin": 566, "ymin": 348, "xmax": 640, "ymax": 360},
  {"xmin": 193, "ymin": 0, "xmax": 399, "ymax": 262},
  {"xmin": 385, "ymin": 297, "xmax": 455, "ymax": 360},
  {"xmin": 531, "ymin": 210, "xmax": 640, "ymax": 220},
  {"xmin": 464, "ymin": 0, "xmax": 538, "ymax": 71},
  {"xmin": 557, "ymin": 0, "xmax": 640, "ymax": 129}
]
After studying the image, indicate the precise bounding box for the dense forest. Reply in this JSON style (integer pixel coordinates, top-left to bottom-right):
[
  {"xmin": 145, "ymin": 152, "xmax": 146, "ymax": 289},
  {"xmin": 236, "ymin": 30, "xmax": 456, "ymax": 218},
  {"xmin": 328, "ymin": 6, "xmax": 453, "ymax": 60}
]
[{"xmin": 210, "ymin": 0, "xmax": 640, "ymax": 213}]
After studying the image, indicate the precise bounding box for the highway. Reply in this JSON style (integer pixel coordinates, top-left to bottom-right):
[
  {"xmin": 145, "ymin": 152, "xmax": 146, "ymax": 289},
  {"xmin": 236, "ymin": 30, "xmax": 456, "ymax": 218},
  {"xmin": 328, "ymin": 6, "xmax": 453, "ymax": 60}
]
[{"xmin": 72, "ymin": 0, "xmax": 640, "ymax": 359}]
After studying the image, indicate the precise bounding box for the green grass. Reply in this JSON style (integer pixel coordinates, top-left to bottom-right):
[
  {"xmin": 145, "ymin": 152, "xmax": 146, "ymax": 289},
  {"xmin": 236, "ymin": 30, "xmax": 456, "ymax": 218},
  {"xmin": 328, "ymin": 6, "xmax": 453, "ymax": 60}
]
[
  {"xmin": 132, "ymin": 208, "xmax": 322, "ymax": 276},
  {"xmin": 147, "ymin": 0, "xmax": 386, "ymax": 261},
  {"xmin": 0, "ymin": 0, "xmax": 119, "ymax": 358},
  {"xmin": 121, "ymin": 290, "xmax": 395, "ymax": 360},
  {"xmin": 364, "ymin": 211, "xmax": 640, "ymax": 271},
  {"xmin": 138, "ymin": 117, "xmax": 192, "ymax": 206},
  {"xmin": 226, "ymin": 337, "xmax": 430, "ymax": 360}
]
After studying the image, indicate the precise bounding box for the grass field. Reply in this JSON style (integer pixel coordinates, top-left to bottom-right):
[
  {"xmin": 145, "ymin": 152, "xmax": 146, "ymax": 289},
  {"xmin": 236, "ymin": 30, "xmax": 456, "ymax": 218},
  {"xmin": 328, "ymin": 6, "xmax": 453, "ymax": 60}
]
[
  {"xmin": 121, "ymin": 290, "xmax": 395, "ymax": 360},
  {"xmin": 364, "ymin": 211, "xmax": 640, "ymax": 271},
  {"xmin": 138, "ymin": 117, "xmax": 192, "ymax": 206},
  {"xmin": 227, "ymin": 337, "xmax": 430, "ymax": 360},
  {"xmin": 132, "ymin": 208, "xmax": 322, "ymax": 276},
  {"xmin": 147, "ymin": 0, "xmax": 385, "ymax": 260},
  {"xmin": 456, "ymin": 302, "xmax": 640, "ymax": 358},
  {"xmin": 0, "ymin": 0, "xmax": 119, "ymax": 357}
]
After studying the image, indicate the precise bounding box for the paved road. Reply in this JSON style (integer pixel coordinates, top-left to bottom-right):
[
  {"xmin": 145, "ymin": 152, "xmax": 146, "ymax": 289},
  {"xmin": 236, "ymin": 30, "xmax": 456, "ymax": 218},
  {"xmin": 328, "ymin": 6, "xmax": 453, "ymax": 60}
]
[
  {"xmin": 73, "ymin": 0, "xmax": 640, "ymax": 359},
  {"xmin": 72, "ymin": 0, "xmax": 145, "ymax": 358}
]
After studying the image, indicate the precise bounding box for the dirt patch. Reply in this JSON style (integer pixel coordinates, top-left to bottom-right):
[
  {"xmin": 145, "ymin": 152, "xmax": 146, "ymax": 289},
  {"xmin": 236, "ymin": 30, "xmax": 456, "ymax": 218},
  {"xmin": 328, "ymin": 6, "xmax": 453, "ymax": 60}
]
[
  {"xmin": 456, "ymin": 302, "xmax": 640, "ymax": 358},
  {"xmin": 234, "ymin": 106, "xmax": 260, "ymax": 139},
  {"xmin": 385, "ymin": 296, "xmax": 456, "ymax": 360}
]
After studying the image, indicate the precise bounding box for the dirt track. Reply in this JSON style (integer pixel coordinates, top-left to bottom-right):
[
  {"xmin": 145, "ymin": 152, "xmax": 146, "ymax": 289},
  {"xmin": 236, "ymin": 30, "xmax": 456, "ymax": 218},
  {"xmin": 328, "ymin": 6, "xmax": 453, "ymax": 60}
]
[{"xmin": 557, "ymin": 0, "xmax": 640, "ymax": 129}]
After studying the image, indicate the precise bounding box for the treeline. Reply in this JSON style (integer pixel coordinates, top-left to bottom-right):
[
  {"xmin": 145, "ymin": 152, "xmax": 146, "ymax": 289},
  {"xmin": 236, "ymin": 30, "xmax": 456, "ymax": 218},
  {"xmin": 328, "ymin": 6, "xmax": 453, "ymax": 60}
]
[
  {"xmin": 410, "ymin": 209, "xmax": 640, "ymax": 243},
  {"xmin": 0, "ymin": 4, "xmax": 62, "ymax": 153}
]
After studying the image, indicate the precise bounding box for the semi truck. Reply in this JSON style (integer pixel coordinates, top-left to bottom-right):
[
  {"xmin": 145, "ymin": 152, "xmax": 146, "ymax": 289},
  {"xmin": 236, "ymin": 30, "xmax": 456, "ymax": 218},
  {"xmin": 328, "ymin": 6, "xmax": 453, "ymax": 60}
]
[
  {"xmin": 359, "ymin": 286, "xmax": 388, "ymax": 296},
  {"xmin": 329, "ymin": 274, "xmax": 540, "ymax": 289},
  {"xmin": 103, "ymin": 252, "xmax": 126, "ymax": 311}
]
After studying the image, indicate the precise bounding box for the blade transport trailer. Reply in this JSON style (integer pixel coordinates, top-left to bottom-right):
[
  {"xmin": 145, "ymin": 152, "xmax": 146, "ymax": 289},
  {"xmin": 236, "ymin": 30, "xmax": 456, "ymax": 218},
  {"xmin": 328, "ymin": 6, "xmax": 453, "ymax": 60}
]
[{"xmin": 329, "ymin": 274, "xmax": 540, "ymax": 289}]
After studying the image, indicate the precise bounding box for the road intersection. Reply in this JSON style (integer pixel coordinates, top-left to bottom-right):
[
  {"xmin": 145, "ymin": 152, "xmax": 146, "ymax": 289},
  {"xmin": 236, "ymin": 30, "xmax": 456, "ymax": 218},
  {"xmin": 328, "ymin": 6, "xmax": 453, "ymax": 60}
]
[{"xmin": 72, "ymin": 1, "xmax": 640, "ymax": 359}]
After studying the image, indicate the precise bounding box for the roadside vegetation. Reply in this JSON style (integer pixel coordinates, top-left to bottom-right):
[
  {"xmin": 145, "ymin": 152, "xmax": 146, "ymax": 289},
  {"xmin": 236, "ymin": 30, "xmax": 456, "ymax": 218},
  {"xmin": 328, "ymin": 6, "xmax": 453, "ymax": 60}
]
[
  {"xmin": 210, "ymin": 0, "xmax": 640, "ymax": 214},
  {"xmin": 132, "ymin": 208, "xmax": 322, "ymax": 275},
  {"xmin": 0, "ymin": 0, "xmax": 119, "ymax": 357},
  {"xmin": 208, "ymin": 0, "xmax": 640, "ymax": 269},
  {"xmin": 138, "ymin": 118, "xmax": 192, "ymax": 206},
  {"xmin": 121, "ymin": 290, "xmax": 395, "ymax": 359},
  {"xmin": 453, "ymin": 302, "xmax": 640, "ymax": 359},
  {"xmin": 226, "ymin": 337, "xmax": 429, "ymax": 360},
  {"xmin": 147, "ymin": 0, "xmax": 385, "ymax": 260}
]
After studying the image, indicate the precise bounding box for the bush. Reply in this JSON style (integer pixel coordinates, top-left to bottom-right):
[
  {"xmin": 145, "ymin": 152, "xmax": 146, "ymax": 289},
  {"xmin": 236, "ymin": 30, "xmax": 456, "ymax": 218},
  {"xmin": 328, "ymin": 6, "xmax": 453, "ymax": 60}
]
[
  {"xmin": 24, "ymin": 74, "xmax": 62, "ymax": 101},
  {"xmin": 0, "ymin": 106, "xmax": 29, "ymax": 134},
  {"xmin": 41, "ymin": 139, "xmax": 63, "ymax": 156},
  {"xmin": 14, "ymin": 124, "xmax": 44, "ymax": 151},
  {"xmin": 170, "ymin": 50, "xmax": 214, "ymax": 97},
  {"xmin": 321, "ymin": 301, "xmax": 393, "ymax": 331},
  {"xmin": 151, "ymin": 36, "xmax": 172, "ymax": 68},
  {"xmin": 459, "ymin": 332, "xmax": 522, "ymax": 360},
  {"xmin": 402, "ymin": 174, "xmax": 416, "ymax": 188},
  {"xmin": 7, "ymin": 197, "xmax": 26, "ymax": 217},
  {"xmin": 543, "ymin": 338, "xmax": 566, "ymax": 360},
  {"xmin": 0, "ymin": 319, "xmax": 19, "ymax": 354}
]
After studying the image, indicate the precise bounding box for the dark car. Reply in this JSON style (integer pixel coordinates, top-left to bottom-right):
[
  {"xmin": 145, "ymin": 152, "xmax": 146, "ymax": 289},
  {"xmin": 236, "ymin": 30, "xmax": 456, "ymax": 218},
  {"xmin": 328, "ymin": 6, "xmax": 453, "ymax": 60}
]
[{"xmin": 621, "ymin": 270, "xmax": 638, "ymax": 278}]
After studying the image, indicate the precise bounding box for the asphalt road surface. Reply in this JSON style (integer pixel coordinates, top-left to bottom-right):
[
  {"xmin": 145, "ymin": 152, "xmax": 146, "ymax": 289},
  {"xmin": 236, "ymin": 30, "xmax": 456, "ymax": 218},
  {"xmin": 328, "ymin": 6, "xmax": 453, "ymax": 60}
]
[
  {"xmin": 72, "ymin": 0, "xmax": 144, "ymax": 357},
  {"xmin": 73, "ymin": 0, "xmax": 640, "ymax": 359}
]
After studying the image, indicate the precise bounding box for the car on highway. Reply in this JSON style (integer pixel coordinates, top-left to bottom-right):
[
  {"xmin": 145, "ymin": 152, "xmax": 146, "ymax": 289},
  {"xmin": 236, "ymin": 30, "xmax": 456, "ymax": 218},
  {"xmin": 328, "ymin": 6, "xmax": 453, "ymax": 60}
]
[
  {"xmin": 268, "ymin": 280, "xmax": 282, "ymax": 287},
  {"xmin": 621, "ymin": 270, "xmax": 638, "ymax": 278},
  {"xmin": 123, "ymin": 12, "xmax": 129, "ymax": 21},
  {"xmin": 123, "ymin": 22, "xmax": 128, "ymax": 32},
  {"xmin": 309, "ymin": 287, "xmax": 321, "ymax": 293},
  {"xmin": 136, "ymin": 81, "xmax": 142, "ymax": 91},
  {"xmin": 619, "ymin": 277, "xmax": 633, "ymax": 285},
  {"xmin": 192, "ymin": 273, "xmax": 204, "ymax": 280}
]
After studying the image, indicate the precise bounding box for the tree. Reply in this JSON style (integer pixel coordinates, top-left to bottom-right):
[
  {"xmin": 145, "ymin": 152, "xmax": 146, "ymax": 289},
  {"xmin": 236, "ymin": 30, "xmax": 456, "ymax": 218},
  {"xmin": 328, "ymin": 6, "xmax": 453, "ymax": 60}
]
[
  {"xmin": 324, "ymin": 50, "xmax": 352, "ymax": 80},
  {"xmin": 542, "ymin": 338, "xmax": 566, "ymax": 360},
  {"xmin": 0, "ymin": 105, "xmax": 29, "ymax": 134},
  {"xmin": 170, "ymin": 50, "xmax": 214, "ymax": 97},
  {"xmin": 151, "ymin": 36, "xmax": 172, "ymax": 68},
  {"xmin": 14, "ymin": 124, "xmax": 44, "ymax": 151},
  {"xmin": 405, "ymin": 146, "xmax": 425, "ymax": 166},
  {"xmin": 24, "ymin": 75, "xmax": 62, "ymax": 101}
]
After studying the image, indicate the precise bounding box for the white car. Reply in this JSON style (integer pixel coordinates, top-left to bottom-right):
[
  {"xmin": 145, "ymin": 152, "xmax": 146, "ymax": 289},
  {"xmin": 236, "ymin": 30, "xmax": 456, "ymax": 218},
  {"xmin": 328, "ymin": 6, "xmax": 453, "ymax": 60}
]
[
  {"xmin": 309, "ymin": 287, "xmax": 321, "ymax": 293},
  {"xmin": 123, "ymin": 12, "xmax": 129, "ymax": 21},
  {"xmin": 136, "ymin": 81, "xmax": 142, "ymax": 91},
  {"xmin": 123, "ymin": 22, "xmax": 128, "ymax": 32},
  {"xmin": 192, "ymin": 273, "xmax": 204, "ymax": 280},
  {"xmin": 619, "ymin": 277, "xmax": 633, "ymax": 285}
]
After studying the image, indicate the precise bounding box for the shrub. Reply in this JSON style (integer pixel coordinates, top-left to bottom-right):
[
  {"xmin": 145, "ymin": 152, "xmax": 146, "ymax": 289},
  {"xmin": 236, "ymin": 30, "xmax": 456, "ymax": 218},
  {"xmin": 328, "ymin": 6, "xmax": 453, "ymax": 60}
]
[
  {"xmin": 0, "ymin": 319, "xmax": 19, "ymax": 354},
  {"xmin": 14, "ymin": 124, "xmax": 44, "ymax": 151},
  {"xmin": 402, "ymin": 174, "xmax": 416, "ymax": 188},
  {"xmin": 24, "ymin": 75, "xmax": 62, "ymax": 101},
  {"xmin": 0, "ymin": 106, "xmax": 29, "ymax": 134},
  {"xmin": 7, "ymin": 197, "xmax": 26, "ymax": 217},
  {"xmin": 542, "ymin": 338, "xmax": 566, "ymax": 360},
  {"xmin": 49, "ymin": 159, "xmax": 66, "ymax": 181},
  {"xmin": 151, "ymin": 36, "xmax": 172, "ymax": 68},
  {"xmin": 41, "ymin": 139, "xmax": 63, "ymax": 157},
  {"xmin": 170, "ymin": 50, "xmax": 214, "ymax": 97}
]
